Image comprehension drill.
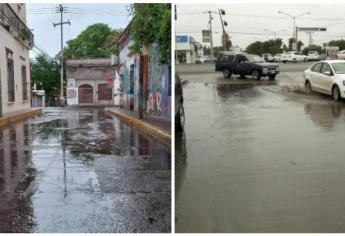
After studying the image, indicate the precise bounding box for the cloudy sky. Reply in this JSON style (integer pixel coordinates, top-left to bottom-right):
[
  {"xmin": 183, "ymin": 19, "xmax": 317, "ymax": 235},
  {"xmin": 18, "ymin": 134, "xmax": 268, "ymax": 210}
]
[
  {"xmin": 27, "ymin": 3, "xmax": 131, "ymax": 58},
  {"xmin": 175, "ymin": 3, "xmax": 345, "ymax": 50}
]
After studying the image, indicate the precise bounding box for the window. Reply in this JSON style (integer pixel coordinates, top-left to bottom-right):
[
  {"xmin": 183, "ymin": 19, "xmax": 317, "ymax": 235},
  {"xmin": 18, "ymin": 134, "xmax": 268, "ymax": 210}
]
[
  {"xmin": 22, "ymin": 65, "xmax": 27, "ymax": 100},
  {"xmin": 321, "ymin": 63, "xmax": 332, "ymax": 74},
  {"xmin": 221, "ymin": 54, "xmax": 234, "ymax": 62},
  {"xmin": 98, "ymin": 84, "xmax": 112, "ymax": 100},
  {"xmin": 7, "ymin": 58, "xmax": 14, "ymax": 102},
  {"xmin": 311, "ymin": 63, "xmax": 322, "ymax": 73}
]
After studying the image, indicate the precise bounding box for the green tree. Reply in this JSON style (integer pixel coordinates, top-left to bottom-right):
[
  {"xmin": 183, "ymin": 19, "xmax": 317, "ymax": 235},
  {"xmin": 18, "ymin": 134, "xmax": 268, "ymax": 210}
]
[
  {"xmin": 302, "ymin": 44, "xmax": 322, "ymax": 55},
  {"xmin": 245, "ymin": 39, "xmax": 283, "ymax": 55},
  {"xmin": 64, "ymin": 23, "xmax": 120, "ymax": 59},
  {"xmin": 297, "ymin": 40, "xmax": 304, "ymax": 51},
  {"xmin": 288, "ymin": 38, "xmax": 296, "ymax": 51},
  {"xmin": 130, "ymin": 3, "xmax": 171, "ymax": 64},
  {"xmin": 32, "ymin": 54, "xmax": 60, "ymax": 101},
  {"xmin": 328, "ymin": 39, "xmax": 345, "ymax": 50}
]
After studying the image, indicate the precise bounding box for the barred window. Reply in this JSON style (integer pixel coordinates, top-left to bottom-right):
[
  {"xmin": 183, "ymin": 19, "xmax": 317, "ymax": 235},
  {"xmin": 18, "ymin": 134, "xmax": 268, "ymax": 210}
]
[
  {"xmin": 98, "ymin": 84, "xmax": 112, "ymax": 100},
  {"xmin": 21, "ymin": 66, "xmax": 27, "ymax": 100},
  {"xmin": 7, "ymin": 58, "xmax": 14, "ymax": 102}
]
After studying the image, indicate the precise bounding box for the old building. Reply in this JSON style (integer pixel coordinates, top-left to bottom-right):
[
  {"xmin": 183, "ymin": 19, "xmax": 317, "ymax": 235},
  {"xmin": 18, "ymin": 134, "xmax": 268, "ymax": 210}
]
[
  {"xmin": 0, "ymin": 4, "xmax": 34, "ymax": 117},
  {"xmin": 66, "ymin": 58, "xmax": 116, "ymax": 106},
  {"xmin": 116, "ymin": 23, "xmax": 171, "ymax": 120}
]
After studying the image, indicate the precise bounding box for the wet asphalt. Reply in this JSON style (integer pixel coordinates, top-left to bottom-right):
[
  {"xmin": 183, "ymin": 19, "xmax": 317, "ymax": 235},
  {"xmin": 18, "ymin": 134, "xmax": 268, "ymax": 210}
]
[
  {"xmin": 176, "ymin": 63, "xmax": 345, "ymax": 232},
  {"xmin": 0, "ymin": 107, "xmax": 171, "ymax": 233}
]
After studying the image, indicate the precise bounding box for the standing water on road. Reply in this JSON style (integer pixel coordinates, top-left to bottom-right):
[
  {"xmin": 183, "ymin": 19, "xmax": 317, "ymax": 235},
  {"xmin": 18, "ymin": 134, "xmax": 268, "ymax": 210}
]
[
  {"xmin": 0, "ymin": 107, "xmax": 171, "ymax": 233},
  {"xmin": 176, "ymin": 81, "xmax": 345, "ymax": 233}
]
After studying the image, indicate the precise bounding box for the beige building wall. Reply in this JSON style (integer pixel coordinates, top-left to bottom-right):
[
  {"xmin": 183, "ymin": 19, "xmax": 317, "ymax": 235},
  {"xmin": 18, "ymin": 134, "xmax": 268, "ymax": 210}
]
[
  {"xmin": 0, "ymin": 3, "xmax": 31, "ymax": 117},
  {"xmin": 8, "ymin": 3, "xmax": 26, "ymax": 23}
]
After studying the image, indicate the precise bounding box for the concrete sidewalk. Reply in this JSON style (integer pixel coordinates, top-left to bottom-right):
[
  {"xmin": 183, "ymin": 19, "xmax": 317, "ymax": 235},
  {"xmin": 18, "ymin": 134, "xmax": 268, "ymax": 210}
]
[
  {"xmin": 106, "ymin": 108, "xmax": 171, "ymax": 145},
  {"xmin": 0, "ymin": 108, "xmax": 42, "ymax": 128}
]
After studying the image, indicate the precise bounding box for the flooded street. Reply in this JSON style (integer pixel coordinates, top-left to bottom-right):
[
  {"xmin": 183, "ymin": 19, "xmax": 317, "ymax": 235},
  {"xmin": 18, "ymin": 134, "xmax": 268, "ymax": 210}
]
[
  {"xmin": 0, "ymin": 107, "xmax": 171, "ymax": 233},
  {"xmin": 176, "ymin": 66, "xmax": 345, "ymax": 232}
]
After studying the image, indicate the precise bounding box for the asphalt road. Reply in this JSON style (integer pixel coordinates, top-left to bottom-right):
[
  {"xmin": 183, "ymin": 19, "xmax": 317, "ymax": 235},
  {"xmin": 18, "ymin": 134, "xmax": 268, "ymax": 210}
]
[
  {"xmin": 175, "ymin": 62, "xmax": 345, "ymax": 232},
  {"xmin": 0, "ymin": 107, "xmax": 171, "ymax": 233},
  {"xmin": 176, "ymin": 61, "xmax": 314, "ymax": 75}
]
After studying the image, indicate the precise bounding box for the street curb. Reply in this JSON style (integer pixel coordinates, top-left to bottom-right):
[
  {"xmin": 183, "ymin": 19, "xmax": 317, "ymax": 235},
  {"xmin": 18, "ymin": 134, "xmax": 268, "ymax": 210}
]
[
  {"xmin": 0, "ymin": 108, "xmax": 42, "ymax": 128},
  {"xmin": 106, "ymin": 108, "xmax": 171, "ymax": 145}
]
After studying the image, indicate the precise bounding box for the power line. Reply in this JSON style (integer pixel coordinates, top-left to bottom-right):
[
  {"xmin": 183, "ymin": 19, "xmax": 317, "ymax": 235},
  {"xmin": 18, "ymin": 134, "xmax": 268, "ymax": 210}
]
[{"xmin": 178, "ymin": 11, "xmax": 345, "ymax": 21}]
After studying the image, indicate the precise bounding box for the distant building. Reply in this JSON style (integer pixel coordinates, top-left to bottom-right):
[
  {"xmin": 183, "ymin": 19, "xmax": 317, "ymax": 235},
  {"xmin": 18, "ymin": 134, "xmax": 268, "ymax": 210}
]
[
  {"xmin": 116, "ymin": 22, "xmax": 171, "ymax": 119},
  {"xmin": 66, "ymin": 58, "xmax": 116, "ymax": 106},
  {"xmin": 31, "ymin": 83, "xmax": 45, "ymax": 107},
  {"xmin": 175, "ymin": 35, "xmax": 198, "ymax": 64},
  {"xmin": 0, "ymin": 4, "xmax": 34, "ymax": 117}
]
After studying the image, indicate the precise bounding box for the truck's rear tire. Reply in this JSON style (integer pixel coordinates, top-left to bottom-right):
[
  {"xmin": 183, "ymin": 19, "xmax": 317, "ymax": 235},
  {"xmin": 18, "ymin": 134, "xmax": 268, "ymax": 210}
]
[{"xmin": 223, "ymin": 68, "xmax": 231, "ymax": 78}]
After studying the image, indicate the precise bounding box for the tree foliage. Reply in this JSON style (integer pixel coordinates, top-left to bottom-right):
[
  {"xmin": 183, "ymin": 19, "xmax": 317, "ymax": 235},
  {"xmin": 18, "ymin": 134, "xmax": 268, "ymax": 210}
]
[
  {"xmin": 32, "ymin": 54, "xmax": 60, "ymax": 99},
  {"xmin": 130, "ymin": 3, "xmax": 171, "ymax": 64},
  {"xmin": 302, "ymin": 44, "xmax": 322, "ymax": 55},
  {"xmin": 297, "ymin": 40, "xmax": 304, "ymax": 51},
  {"xmin": 64, "ymin": 23, "xmax": 120, "ymax": 59},
  {"xmin": 245, "ymin": 39, "xmax": 283, "ymax": 55},
  {"xmin": 328, "ymin": 39, "xmax": 345, "ymax": 50}
]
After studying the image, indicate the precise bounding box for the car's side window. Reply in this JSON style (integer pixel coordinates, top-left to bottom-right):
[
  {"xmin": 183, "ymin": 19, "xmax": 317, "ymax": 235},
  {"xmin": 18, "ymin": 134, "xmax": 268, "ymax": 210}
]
[
  {"xmin": 321, "ymin": 63, "xmax": 332, "ymax": 74},
  {"xmin": 312, "ymin": 63, "xmax": 322, "ymax": 73}
]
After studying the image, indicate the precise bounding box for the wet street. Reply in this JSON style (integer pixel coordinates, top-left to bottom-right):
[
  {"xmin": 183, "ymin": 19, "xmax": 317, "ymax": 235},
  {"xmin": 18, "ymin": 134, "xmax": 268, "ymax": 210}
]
[
  {"xmin": 176, "ymin": 63, "xmax": 345, "ymax": 232},
  {"xmin": 0, "ymin": 107, "xmax": 171, "ymax": 233}
]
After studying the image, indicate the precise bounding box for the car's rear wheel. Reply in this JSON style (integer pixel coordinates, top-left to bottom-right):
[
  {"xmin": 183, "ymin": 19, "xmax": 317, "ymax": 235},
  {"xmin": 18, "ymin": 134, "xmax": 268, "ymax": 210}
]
[
  {"xmin": 332, "ymin": 85, "xmax": 341, "ymax": 101},
  {"xmin": 175, "ymin": 105, "xmax": 185, "ymax": 132},
  {"xmin": 305, "ymin": 81, "xmax": 312, "ymax": 94},
  {"xmin": 223, "ymin": 68, "xmax": 231, "ymax": 78},
  {"xmin": 304, "ymin": 58, "xmax": 307, "ymax": 62},
  {"xmin": 252, "ymin": 70, "xmax": 261, "ymax": 80},
  {"xmin": 293, "ymin": 58, "xmax": 297, "ymax": 63}
]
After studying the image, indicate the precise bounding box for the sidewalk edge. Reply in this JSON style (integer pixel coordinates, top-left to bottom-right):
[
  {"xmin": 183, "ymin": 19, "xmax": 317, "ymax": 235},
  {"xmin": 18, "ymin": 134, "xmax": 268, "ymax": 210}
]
[
  {"xmin": 106, "ymin": 108, "xmax": 171, "ymax": 145},
  {"xmin": 0, "ymin": 108, "xmax": 42, "ymax": 128}
]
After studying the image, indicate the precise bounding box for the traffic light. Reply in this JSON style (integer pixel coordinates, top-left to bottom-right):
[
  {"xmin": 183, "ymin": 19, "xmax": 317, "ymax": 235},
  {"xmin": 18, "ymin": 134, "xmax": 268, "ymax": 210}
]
[{"xmin": 220, "ymin": 9, "xmax": 225, "ymax": 15}]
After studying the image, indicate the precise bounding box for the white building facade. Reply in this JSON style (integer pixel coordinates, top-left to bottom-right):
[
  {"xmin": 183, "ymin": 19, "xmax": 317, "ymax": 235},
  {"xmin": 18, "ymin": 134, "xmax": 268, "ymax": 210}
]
[
  {"xmin": 0, "ymin": 4, "xmax": 33, "ymax": 117},
  {"xmin": 175, "ymin": 35, "xmax": 198, "ymax": 64}
]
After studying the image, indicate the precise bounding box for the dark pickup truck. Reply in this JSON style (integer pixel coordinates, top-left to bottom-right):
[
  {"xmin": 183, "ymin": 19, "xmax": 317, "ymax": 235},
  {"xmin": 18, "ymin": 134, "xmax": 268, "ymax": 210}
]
[{"xmin": 215, "ymin": 52, "xmax": 279, "ymax": 80}]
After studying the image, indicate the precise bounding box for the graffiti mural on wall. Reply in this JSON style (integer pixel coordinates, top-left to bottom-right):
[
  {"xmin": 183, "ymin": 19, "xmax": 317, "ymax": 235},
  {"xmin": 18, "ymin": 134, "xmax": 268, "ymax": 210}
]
[
  {"xmin": 146, "ymin": 43, "xmax": 171, "ymax": 119},
  {"xmin": 119, "ymin": 42, "xmax": 171, "ymax": 119}
]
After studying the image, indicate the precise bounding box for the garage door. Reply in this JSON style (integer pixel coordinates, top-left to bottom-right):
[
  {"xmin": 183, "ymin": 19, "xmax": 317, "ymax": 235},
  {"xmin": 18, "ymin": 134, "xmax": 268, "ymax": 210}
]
[{"xmin": 78, "ymin": 84, "xmax": 93, "ymax": 104}]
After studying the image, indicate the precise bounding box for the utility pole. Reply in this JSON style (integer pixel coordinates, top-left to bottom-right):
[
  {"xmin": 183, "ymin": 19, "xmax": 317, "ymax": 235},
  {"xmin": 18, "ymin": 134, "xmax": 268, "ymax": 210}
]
[
  {"xmin": 306, "ymin": 31, "xmax": 313, "ymax": 46},
  {"xmin": 218, "ymin": 9, "xmax": 228, "ymax": 51},
  {"xmin": 208, "ymin": 11, "xmax": 214, "ymax": 57},
  {"xmin": 53, "ymin": 4, "xmax": 70, "ymax": 106}
]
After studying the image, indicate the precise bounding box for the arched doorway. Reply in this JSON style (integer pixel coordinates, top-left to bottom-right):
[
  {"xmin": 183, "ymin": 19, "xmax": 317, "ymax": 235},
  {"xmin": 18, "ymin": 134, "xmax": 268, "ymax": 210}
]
[{"xmin": 78, "ymin": 84, "xmax": 93, "ymax": 104}]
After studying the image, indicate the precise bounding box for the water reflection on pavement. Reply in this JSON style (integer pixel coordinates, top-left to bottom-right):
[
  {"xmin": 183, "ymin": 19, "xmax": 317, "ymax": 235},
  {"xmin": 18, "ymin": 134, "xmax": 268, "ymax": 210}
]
[
  {"xmin": 0, "ymin": 107, "xmax": 171, "ymax": 233},
  {"xmin": 176, "ymin": 82, "xmax": 345, "ymax": 233}
]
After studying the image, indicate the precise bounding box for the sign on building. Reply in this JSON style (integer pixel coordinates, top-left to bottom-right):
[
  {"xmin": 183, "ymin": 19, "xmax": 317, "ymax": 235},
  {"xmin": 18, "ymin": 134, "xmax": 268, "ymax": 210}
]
[
  {"xmin": 67, "ymin": 87, "xmax": 78, "ymax": 105},
  {"xmin": 67, "ymin": 78, "xmax": 76, "ymax": 88},
  {"xmin": 176, "ymin": 35, "xmax": 188, "ymax": 43},
  {"xmin": 298, "ymin": 27, "xmax": 327, "ymax": 32},
  {"xmin": 202, "ymin": 30, "xmax": 210, "ymax": 42}
]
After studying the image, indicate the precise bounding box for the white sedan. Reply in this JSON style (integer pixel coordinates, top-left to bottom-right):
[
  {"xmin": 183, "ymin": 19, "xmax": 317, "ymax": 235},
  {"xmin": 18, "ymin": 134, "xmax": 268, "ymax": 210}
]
[{"xmin": 304, "ymin": 60, "xmax": 345, "ymax": 101}]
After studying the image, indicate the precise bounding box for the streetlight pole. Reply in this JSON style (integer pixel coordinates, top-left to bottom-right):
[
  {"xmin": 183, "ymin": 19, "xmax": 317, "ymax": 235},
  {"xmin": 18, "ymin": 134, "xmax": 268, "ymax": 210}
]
[{"xmin": 278, "ymin": 11, "xmax": 310, "ymax": 50}]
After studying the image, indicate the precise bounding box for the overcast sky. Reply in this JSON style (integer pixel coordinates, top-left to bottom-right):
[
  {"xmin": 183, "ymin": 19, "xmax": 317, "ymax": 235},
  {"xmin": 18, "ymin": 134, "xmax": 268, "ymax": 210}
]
[
  {"xmin": 27, "ymin": 3, "xmax": 131, "ymax": 58},
  {"xmin": 175, "ymin": 4, "xmax": 345, "ymax": 50}
]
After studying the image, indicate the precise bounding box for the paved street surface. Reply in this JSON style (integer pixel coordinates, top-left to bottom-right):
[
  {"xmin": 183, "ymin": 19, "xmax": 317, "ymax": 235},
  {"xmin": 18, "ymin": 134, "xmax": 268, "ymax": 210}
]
[
  {"xmin": 176, "ymin": 62, "xmax": 345, "ymax": 232},
  {"xmin": 0, "ymin": 107, "xmax": 171, "ymax": 233}
]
